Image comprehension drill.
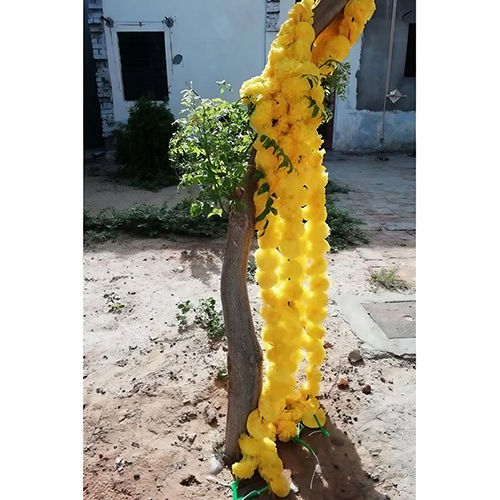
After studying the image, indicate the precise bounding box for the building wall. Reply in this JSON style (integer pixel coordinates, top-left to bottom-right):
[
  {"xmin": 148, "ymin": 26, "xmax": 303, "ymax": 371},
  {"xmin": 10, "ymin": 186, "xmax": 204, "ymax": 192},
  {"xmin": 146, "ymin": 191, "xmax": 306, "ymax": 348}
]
[
  {"xmin": 88, "ymin": 1, "xmax": 114, "ymax": 137},
  {"xmin": 90, "ymin": 0, "xmax": 415, "ymax": 152},
  {"xmin": 333, "ymin": 0, "xmax": 415, "ymax": 152},
  {"xmin": 99, "ymin": 0, "xmax": 267, "ymax": 126},
  {"xmin": 84, "ymin": 0, "xmax": 104, "ymax": 147}
]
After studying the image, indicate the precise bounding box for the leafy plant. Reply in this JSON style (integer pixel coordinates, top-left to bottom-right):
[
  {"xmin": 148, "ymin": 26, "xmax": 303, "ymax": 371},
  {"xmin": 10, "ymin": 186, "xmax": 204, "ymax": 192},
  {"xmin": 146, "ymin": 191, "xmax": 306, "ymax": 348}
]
[
  {"xmin": 176, "ymin": 300, "xmax": 193, "ymax": 328},
  {"xmin": 169, "ymin": 82, "xmax": 255, "ymax": 218},
  {"xmin": 84, "ymin": 200, "xmax": 228, "ymax": 244},
  {"xmin": 194, "ymin": 297, "xmax": 225, "ymax": 340},
  {"xmin": 325, "ymin": 201, "xmax": 369, "ymax": 252},
  {"xmin": 113, "ymin": 98, "xmax": 177, "ymax": 188},
  {"xmin": 370, "ymin": 267, "xmax": 410, "ymax": 291},
  {"xmin": 322, "ymin": 60, "xmax": 351, "ymax": 101},
  {"xmin": 304, "ymin": 60, "xmax": 351, "ymax": 124},
  {"xmin": 104, "ymin": 292, "xmax": 125, "ymax": 313},
  {"xmin": 326, "ymin": 179, "xmax": 350, "ymax": 195},
  {"xmin": 215, "ymin": 363, "xmax": 228, "ymax": 382},
  {"xmin": 172, "ymin": 296, "xmax": 225, "ymax": 340}
]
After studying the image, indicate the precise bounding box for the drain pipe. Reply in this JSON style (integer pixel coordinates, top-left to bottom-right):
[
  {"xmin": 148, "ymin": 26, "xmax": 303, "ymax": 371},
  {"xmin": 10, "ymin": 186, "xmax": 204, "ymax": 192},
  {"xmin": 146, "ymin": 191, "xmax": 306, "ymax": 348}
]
[{"xmin": 380, "ymin": 0, "xmax": 398, "ymax": 148}]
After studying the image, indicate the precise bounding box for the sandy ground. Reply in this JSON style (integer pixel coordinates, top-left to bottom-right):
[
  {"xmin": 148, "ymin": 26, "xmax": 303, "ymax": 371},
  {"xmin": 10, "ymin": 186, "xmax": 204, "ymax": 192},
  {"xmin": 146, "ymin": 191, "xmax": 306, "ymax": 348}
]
[
  {"xmin": 84, "ymin": 160, "xmax": 192, "ymax": 211},
  {"xmin": 84, "ymin": 155, "xmax": 416, "ymax": 499}
]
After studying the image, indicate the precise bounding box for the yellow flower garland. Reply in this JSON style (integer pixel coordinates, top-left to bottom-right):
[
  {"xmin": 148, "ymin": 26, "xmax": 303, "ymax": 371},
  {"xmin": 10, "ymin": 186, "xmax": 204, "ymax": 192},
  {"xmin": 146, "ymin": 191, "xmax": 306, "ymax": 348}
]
[{"xmin": 232, "ymin": 0, "xmax": 375, "ymax": 496}]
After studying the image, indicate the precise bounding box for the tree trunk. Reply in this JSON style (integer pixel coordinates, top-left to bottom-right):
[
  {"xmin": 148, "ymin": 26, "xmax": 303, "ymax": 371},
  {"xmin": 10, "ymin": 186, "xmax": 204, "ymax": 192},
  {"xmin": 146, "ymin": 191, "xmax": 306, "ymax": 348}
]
[
  {"xmin": 313, "ymin": 0, "xmax": 349, "ymax": 36},
  {"xmin": 221, "ymin": 151, "xmax": 263, "ymax": 463}
]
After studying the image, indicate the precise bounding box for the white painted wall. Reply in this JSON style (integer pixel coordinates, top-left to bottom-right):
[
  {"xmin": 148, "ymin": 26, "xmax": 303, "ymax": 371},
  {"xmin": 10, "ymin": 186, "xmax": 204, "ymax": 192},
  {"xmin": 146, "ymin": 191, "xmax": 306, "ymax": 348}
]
[
  {"xmin": 265, "ymin": 0, "xmax": 295, "ymax": 56},
  {"xmin": 102, "ymin": 0, "xmax": 267, "ymax": 123},
  {"xmin": 333, "ymin": 36, "xmax": 416, "ymax": 151}
]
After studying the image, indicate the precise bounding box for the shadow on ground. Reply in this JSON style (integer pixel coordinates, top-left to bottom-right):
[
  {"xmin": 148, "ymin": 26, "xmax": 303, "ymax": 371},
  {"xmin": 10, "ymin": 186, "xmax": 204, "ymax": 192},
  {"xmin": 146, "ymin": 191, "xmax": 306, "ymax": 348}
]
[
  {"xmin": 180, "ymin": 248, "xmax": 221, "ymax": 284},
  {"xmin": 236, "ymin": 415, "xmax": 384, "ymax": 500}
]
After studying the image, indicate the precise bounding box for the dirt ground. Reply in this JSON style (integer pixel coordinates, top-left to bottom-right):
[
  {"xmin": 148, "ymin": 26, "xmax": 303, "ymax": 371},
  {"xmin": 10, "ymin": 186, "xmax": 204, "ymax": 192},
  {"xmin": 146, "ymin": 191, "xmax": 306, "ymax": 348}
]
[{"xmin": 84, "ymin": 155, "xmax": 416, "ymax": 499}]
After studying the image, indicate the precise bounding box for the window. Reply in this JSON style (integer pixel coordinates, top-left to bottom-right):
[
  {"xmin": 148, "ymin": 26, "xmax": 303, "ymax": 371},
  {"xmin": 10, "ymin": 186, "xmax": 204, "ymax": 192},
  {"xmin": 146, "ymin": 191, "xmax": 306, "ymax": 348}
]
[
  {"xmin": 117, "ymin": 31, "xmax": 168, "ymax": 101},
  {"xmin": 404, "ymin": 23, "xmax": 416, "ymax": 78}
]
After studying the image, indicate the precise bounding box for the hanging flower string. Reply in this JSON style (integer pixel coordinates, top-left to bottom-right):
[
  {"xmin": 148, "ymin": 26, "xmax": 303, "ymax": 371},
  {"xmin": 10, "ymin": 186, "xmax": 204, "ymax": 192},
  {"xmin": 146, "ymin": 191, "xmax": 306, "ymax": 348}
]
[{"xmin": 232, "ymin": 1, "xmax": 375, "ymax": 496}]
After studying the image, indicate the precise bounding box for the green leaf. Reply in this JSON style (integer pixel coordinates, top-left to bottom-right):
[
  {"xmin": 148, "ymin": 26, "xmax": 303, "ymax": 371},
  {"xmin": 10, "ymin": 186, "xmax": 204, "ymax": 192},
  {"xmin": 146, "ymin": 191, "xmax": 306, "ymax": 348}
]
[
  {"xmin": 190, "ymin": 201, "xmax": 202, "ymax": 217},
  {"xmin": 259, "ymin": 219, "xmax": 270, "ymax": 236},
  {"xmin": 257, "ymin": 182, "xmax": 270, "ymax": 195},
  {"xmin": 270, "ymin": 207, "xmax": 278, "ymax": 216},
  {"xmin": 312, "ymin": 106, "xmax": 319, "ymax": 118},
  {"xmin": 255, "ymin": 207, "xmax": 270, "ymax": 222},
  {"xmin": 254, "ymin": 169, "xmax": 266, "ymax": 181},
  {"xmin": 278, "ymin": 158, "xmax": 288, "ymax": 170},
  {"xmin": 207, "ymin": 207, "xmax": 223, "ymax": 218}
]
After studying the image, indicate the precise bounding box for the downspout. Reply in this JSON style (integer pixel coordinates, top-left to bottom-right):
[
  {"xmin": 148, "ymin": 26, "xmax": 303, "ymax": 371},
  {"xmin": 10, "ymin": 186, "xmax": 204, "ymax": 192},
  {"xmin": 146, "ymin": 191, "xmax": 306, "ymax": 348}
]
[{"xmin": 380, "ymin": 0, "xmax": 398, "ymax": 148}]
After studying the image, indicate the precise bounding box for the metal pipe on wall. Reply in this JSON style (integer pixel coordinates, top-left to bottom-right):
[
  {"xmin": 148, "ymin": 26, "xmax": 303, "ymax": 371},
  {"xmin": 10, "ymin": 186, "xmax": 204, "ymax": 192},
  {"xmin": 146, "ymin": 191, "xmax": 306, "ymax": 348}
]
[{"xmin": 380, "ymin": 0, "xmax": 398, "ymax": 147}]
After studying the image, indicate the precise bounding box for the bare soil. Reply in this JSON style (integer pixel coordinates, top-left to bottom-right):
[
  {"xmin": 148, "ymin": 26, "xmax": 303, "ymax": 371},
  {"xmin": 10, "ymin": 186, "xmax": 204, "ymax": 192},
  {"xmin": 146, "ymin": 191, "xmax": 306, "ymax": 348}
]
[
  {"xmin": 84, "ymin": 155, "xmax": 416, "ymax": 499},
  {"xmin": 84, "ymin": 240, "xmax": 415, "ymax": 500}
]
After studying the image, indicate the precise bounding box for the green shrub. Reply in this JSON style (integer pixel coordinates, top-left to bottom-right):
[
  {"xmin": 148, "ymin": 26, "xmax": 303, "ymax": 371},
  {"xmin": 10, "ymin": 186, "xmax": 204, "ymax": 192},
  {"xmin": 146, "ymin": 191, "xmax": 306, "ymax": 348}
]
[
  {"xmin": 325, "ymin": 201, "xmax": 369, "ymax": 251},
  {"xmin": 84, "ymin": 200, "xmax": 228, "ymax": 244},
  {"xmin": 170, "ymin": 82, "xmax": 254, "ymax": 218},
  {"xmin": 326, "ymin": 179, "xmax": 350, "ymax": 195},
  {"xmin": 113, "ymin": 98, "xmax": 177, "ymax": 188},
  {"xmin": 371, "ymin": 267, "xmax": 410, "ymax": 291}
]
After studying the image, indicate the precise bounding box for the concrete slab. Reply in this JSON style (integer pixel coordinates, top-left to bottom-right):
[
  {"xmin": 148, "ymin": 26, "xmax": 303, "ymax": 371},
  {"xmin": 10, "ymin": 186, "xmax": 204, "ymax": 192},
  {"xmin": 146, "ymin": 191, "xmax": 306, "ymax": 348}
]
[
  {"xmin": 338, "ymin": 292, "xmax": 416, "ymax": 356},
  {"xmin": 363, "ymin": 301, "xmax": 416, "ymax": 339}
]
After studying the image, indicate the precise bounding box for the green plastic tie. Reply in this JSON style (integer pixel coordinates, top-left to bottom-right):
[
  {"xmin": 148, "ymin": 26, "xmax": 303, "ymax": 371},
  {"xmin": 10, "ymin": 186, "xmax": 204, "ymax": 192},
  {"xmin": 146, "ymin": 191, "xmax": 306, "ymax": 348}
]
[
  {"xmin": 231, "ymin": 479, "xmax": 240, "ymax": 500},
  {"xmin": 231, "ymin": 478, "xmax": 269, "ymax": 500},
  {"xmin": 313, "ymin": 414, "xmax": 330, "ymax": 437},
  {"xmin": 239, "ymin": 486, "xmax": 269, "ymax": 500},
  {"xmin": 293, "ymin": 435, "xmax": 318, "ymax": 457}
]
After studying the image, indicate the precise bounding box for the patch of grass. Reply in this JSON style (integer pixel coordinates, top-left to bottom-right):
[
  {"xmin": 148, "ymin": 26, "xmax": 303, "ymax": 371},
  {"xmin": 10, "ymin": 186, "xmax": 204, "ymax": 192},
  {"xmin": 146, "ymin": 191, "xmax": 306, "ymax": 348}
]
[
  {"xmin": 370, "ymin": 266, "xmax": 410, "ymax": 291},
  {"xmin": 326, "ymin": 201, "xmax": 369, "ymax": 251},
  {"xmin": 326, "ymin": 179, "xmax": 350, "ymax": 195},
  {"xmin": 84, "ymin": 200, "xmax": 228, "ymax": 244}
]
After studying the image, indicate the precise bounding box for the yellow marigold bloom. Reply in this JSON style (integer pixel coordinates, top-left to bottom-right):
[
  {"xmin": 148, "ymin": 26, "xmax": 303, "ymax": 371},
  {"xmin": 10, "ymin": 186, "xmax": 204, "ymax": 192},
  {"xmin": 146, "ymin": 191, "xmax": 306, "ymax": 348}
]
[
  {"xmin": 326, "ymin": 35, "xmax": 351, "ymax": 60},
  {"xmin": 232, "ymin": 456, "xmax": 258, "ymax": 479},
  {"xmin": 296, "ymin": 21, "xmax": 315, "ymax": 46},
  {"xmin": 255, "ymin": 269, "xmax": 279, "ymax": 289},
  {"xmin": 250, "ymin": 99, "xmax": 273, "ymax": 130},
  {"xmin": 255, "ymin": 248, "xmax": 281, "ymax": 272},
  {"xmin": 281, "ymin": 75, "xmax": 311, "ymax": 102}
]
